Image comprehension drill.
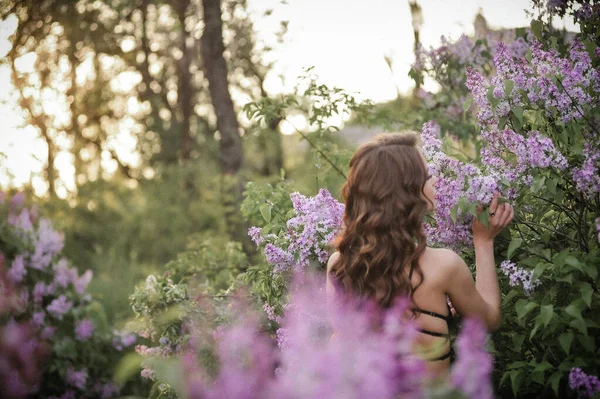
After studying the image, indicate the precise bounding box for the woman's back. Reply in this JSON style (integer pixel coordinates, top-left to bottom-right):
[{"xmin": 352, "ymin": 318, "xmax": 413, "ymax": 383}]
[
  {"xmin": 327, "ymin": 131, "xmax": 513, "ymax": 378},
  {"xmin": 328, "ymin": 246, "xmax": 458, "ymax": 377},
  {"xmin": 409, "ymin": 247, "xmax": 457, "ymax": 376}
]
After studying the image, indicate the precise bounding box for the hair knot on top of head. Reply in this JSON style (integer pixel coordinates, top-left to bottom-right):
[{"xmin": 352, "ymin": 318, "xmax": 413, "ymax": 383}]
[{"xmin": 331, "ymin": 132, "xmax": 430, "ymax": 309}]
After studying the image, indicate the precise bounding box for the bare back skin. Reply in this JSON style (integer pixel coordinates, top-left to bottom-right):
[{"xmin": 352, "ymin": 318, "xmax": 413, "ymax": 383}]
[{"xmin": 327, "ymin": 246, "xmax": 488, "ymax": 379}]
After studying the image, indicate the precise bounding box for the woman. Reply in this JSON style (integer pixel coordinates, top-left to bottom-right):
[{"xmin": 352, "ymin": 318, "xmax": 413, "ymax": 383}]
[{"xmin": 326, "ymin": 132, "xmax": 513, "ymax": 376}]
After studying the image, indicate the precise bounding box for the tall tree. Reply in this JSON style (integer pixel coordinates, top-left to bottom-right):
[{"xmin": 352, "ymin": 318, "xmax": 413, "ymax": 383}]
[
  {"xmin": 201, "ymin": 0, "xmax": 248, "ymax": 246},
  {"xmin": 200, "ymin": 0, "xmax": 243, "ymax": 176}
]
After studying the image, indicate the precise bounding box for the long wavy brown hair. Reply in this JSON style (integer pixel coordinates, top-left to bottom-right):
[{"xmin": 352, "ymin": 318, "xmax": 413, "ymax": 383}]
[{"xmin": 331, "ymin": 132, "xmax": 430, "ymax": 308}]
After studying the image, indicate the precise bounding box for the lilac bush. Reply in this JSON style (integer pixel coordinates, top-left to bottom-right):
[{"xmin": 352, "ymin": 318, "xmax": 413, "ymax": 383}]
[
  {"xmin": 414, "ymin": 6, "xmax": 600, "ymax": 396},
  {"xmin": 248, "ymin": 188, "xmax": 344, "ymax": 273},
  {"xmin": 0, "ymin": 192, "xmax": 136, "ymax": 397}
]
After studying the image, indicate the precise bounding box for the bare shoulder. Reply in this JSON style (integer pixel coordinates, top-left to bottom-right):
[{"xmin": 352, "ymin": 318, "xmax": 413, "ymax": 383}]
[
  {"xmin": 422, "ymin": 247, "xmax": 467, "ymax": 275},
  {"xmin": 327, "ymin": 251, "xmax": 340, "ymax": 272}
]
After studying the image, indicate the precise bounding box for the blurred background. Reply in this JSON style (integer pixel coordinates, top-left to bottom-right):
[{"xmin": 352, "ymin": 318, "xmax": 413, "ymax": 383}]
[{"xmin": 0, "ymin": 0, "xmax": 576, "ymax": 323}]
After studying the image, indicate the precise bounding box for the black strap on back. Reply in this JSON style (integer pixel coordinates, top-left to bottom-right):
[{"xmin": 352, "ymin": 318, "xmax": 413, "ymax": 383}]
[{"xmin": 413, "ymin": 307, "xmax": 451, "ymax": 322}]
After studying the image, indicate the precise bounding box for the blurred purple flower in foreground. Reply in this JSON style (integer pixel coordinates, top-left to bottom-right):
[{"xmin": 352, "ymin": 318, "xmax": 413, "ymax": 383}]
[
  {"xmin": 178, "ymin": 273, "xmax": 500, "ymax": 399},
  {"xmin": 0, "ymin": 321, "xmax": 47, "ymax": 399},
  {"xmin": 451, "ymin": 318, "xmax": 494, "ymax": 399}
]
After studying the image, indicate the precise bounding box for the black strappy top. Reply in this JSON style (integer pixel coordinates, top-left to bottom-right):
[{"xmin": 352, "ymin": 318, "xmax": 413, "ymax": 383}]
[
  {"xmin": 413, "ymin": 305, "xmax": 453, "ymax": 361},
  {"xmin": 409, "ymin": 265, "xmax": 453, "ymax": 362}
]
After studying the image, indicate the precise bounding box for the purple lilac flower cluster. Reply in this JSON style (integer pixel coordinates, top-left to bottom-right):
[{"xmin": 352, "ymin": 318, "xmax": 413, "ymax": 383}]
[
  {"xmin": 0, "ymin": 192, "xmax": 129, "ymax": 397},
  {"xmin": 542, "ymin": 0, "xmax": 600, "ymax": 22},
  {"xmin": 422, "ymin": 37, "xmax": 600, "ymax": 249},
  {"xmin": 112, "ymin": 329, "xmax": 137, "ymax": 350},
  {"xmin": 569, "ymin": 367, "xmax": 600, "ymax": 398},
  {"xmin": 450, "ymin": 318, "xmax": 494, "ymax": 399},
  {"xmin": 421, "ymin": 121, "xmax": 492, "ymax": 250},
  {"xmin": 596, "ymin": 218, "xmax": 600, "ymax": 243},
  {"xmin": 249, "ymin": 189, "xmax": 344, "ymax": 272},
  {"xmin": 263, "ymin": 303, "xmax": 282, "ymax": 323},
  {"xmin": 472, "ymin": 40, "xmax": 599, "ymax": 125},
  {"xmin": 465, "ymin": 39, "xmax": 600, "ymax": 197},
  {"xmin": 413, "ymin": 34, "xmax": 528, "ymax": 88},
  {"xmin": 500, "ymin": 260, "xmax": 541, "ymax": 295},
  {"xmin": 572, "ymin": 143, "xmax": 600, "ymax": 197},
  {"xmin": 412, "ymin": 33, "xmax": 531, "ymax": 123},
  {"xmin": 75, "ymin": 319, "xmax": 94, "ymax": 341}
]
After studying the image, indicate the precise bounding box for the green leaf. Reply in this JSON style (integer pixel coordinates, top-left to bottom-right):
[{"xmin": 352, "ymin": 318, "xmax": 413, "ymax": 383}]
[
  {"xmin": 499, "ymin": 116, "xmax": 509, "ymax": 129},
  {"xmin": 503, "ymin": 289, "xmax": 519, "ymax": 306},
  {"xmin": 512, "ymin": 333, "xmax": 525, "ymax": 352},
  {"xmin": 114, "ymin": 353, "xmax": 144, "ymax": 384},
  {"xmin": 516, "ymin": 300, "xmax": 538, "ymax": 320},
  {"xmin": 564, "ymin": 256, "xmax": 583, "ymax": 272},
  {"xmin": 510, "ymin": 369, "xmax": 522, "ymax": 397},
  {"xmin": 539, "ymin": 304, "xmax": 554, "ymax": 327},
  {"xmin": 584, "ymin": 40, "xmax": 598, "ymax": 57},
  {"xmin": 261, "ymin": 224, "xmax": 271, "ymax": 235},
  {"xmin": 531, "ymin": 370, "xmax": 545, "ymax": 385},
  {"xmin": 577, "ymin": 334, "xmax": 596, "ymax": 352},
  {"xmin": 507, "ymin": 238, "xmax": 523, "ymax": 259},
  {"xmin": 584, "ymin": 262, "xmax": 598, "ymax": 279},
  {"xmin": 463, "ymin": 97, "xmax": 473, "ymax": 113},
  {"xmin": 534, "ymin": 361, "xmax": 553, "ymax": 373},
  {"xmin": 259, "ymin": 204, "xmax": 272, "ymax": 223},
  {"xmin": 531, "ymin": 20, "xmax": 543, "ymax": 40},
  {"xmin": 570, "ymin": 318, "xmax": 588, "ymax": 336},
  {"xmin": 581, "ymin": 283, "xmax": 593, "ymax": 308},
  {"xmin": 565, "ymin": 303, "xmax": 584, "ymax": 324},
  {"xmin": 559, "ymin": 332, "xmax": 573, "ymax": 355},
  {"xmin": 548, "ymin": 372, "xmax": 562, "ymax": 396},
  {"xmin": 487, "ymin": 86, "xmax": 496, "ymax": 104},
  {"xmin": 512, "ymin": 106, "xmax": 524, "ymax": 124},
  {"xmin": 520, "ymin": 257, "xmax": 540, "ymax": 267},
  {"xmin": 532, "ymin": 176, "xmax": 546, "ymax": 192},
  {"xmin": 479, "ymin": 209, "xmax": 489, "ymax": 228},
  {"xmin": 512, "ymin": 113, "xmax": 523, "ymax": 132},
  {"xmin": 556, "ymin": 274, "xmax": 573, "ymax": 284},
  {"xmin": 504, "ymin": 79, "xmax": 515, "ymax": 96},
  {"xmin": 507, "ymin": 361, "xmax": 528, "ymax": 370},
  {"xmin": 450, "ymin": 204, "xmax": 458, "ymax": 224},
  {"xmin": 532, "ymin": 261, "xmax": 551, "ymax": 280},
  {"xmin": 546, "ymin": 178, "xmax": 557, "ymax": 195}
]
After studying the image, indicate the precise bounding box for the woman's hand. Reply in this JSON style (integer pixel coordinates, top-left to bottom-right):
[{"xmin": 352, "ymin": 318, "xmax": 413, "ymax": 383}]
[{"xmin": 472, "ymin": 193, "xmax": 514, "ymax": 244}]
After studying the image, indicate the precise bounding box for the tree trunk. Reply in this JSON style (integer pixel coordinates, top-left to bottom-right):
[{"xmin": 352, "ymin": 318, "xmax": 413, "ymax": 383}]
[
  {"xmin": 10, "ymin": 56, "xmax": 57, "ymax": 197},
  {"xmin": 175, "ymin": 0, "xmax": 193, "ymax": 161},
  {"xmin": 43, "ymin": 128, "xmax": 57, "ymax": 196},
  {"xmin": 200, "ymin": 0, "xmax": 243, "ymax": 175},
  {"xmin": 201, "ymin": 0, "xmax": 250, "ymax": 250},
  {"xmin": 68, "ymin": 1, "xmax": 83, "ymax": 182}
]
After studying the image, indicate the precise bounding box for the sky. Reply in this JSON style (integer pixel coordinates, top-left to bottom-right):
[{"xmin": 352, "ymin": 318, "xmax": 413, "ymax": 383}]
[{"xmin": 0, "ymin": 0, "xmax": 577, "ymax": 196}]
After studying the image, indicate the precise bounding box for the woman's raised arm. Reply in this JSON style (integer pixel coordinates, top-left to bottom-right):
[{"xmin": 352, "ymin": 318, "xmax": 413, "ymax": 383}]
[{"xmin": 445, "ymin": 194, "xmax": 514, "ymax": 331}]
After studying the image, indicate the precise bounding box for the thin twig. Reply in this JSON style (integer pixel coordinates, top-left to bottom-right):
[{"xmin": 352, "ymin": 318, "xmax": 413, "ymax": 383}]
[
  {"xmin": 556, "ymin": 78, "xmax": 600, "ymax": 137},
  {"xmin": 285, "ymin": 118, "xmax": 347, "ymax": 179}
]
